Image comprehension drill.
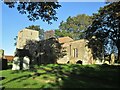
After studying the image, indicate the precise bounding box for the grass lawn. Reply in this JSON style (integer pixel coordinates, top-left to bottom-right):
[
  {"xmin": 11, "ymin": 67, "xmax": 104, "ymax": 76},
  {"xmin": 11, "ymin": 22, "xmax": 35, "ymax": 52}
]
[{"xmin": 0, "ymin": 64, "xmax": 120, "ymax": 89}]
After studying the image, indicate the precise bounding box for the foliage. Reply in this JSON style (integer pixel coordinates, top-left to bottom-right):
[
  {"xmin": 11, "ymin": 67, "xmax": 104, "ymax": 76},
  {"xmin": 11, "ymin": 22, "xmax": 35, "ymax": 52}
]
[
  {"xmin": 55, "ymin": 14, "xmax": 92, "ymax": 40},
  {"xmin": 26, "ymin": 25, "xmax": 42, "ymax": 31},
  {"xmin": 4, "ymin": 1, "xmax": 61, "ymax": 24},
  {"xmin": 55, "ymin": 29, "xmax": 72, "ymax": 38},
  {"xmin": 14, "ymin": 36, "xmax": 18, "ymax": 46},
  {"xmin": 1, "ymin": 64, "xmax": 120, "ymax": 88},
  {"xmin": 86, "ymin": 36, "xmax": 104, "ymax": 60},
  {"xmin": 23, "ymin": 38, "xmax": 66, "ymax": 66},
  {"xmin": 86, "ymin": 2, "xmax": 120, "ymax": 61}
]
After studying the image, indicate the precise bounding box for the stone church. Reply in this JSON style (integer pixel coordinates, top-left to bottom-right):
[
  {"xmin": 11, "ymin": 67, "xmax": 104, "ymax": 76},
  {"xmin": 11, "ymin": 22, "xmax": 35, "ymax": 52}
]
[{"xmin": 16, "ymin": 29, "xmax": 94, "ymax": 65}]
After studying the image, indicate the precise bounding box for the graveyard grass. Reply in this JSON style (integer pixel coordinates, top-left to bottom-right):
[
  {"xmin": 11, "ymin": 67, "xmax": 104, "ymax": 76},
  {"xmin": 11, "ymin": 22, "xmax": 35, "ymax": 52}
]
[{"xmin": 1, "ymin": 64, "xmax": 120, "ymax": 88}]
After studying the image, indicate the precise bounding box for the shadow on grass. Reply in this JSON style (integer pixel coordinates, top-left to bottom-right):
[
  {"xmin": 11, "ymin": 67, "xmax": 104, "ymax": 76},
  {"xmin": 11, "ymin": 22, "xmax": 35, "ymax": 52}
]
[
  {"xmin": 2, "ymin": 74, "xmax": 32, "ymax": 85},
  {"xmin": 38, "ymin": 64, "xmax": 120, "ymax": 88},
  {"xmin": 2, "ymin": 64, "xmax": 120, "ymax": 88},
  {"xmin": 0, "ymin": 76, "xmax": 5, "ymax": 80}
]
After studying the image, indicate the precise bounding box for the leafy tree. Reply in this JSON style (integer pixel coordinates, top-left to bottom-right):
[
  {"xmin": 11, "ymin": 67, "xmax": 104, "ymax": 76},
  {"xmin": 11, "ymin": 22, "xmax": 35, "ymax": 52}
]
[
  {"xmin": 24, "ymin": 38, "xmax": 66, "ymax": 65},
  {"xmin": 14, "ymin": 36, "xmax": 18, "ymax": 46},
  {"xmin": 55, "ymin": 29, "xmax": 72, "ymax": 38},
  {"xmin": 4, "ymin": 1, "xmax": 61, "ymax": 24},
  {"xmin": 26, "ymin": 25, "xmax": 41, "ymax": 31},
  {"xmin": 86, "ymin": 2, "xmax": 120, "ymax": 62},
  {"xmin": 56, "ymin": 14, "xmax": 92, "ymax": 40}
]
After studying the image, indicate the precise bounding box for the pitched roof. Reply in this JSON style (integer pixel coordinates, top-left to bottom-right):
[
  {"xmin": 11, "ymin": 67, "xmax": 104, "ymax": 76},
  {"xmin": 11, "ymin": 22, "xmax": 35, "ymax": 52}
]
[
  {"xmin": 45, "ymin": 30, "xmax": 55, "ymax": 33},
  {"xmin": 4, "ymin": 55, "xmax": 14, "ymax": 61},
  {"xmin": 57, "ymin": 36, "xmax": 74, "ymax": 43}
]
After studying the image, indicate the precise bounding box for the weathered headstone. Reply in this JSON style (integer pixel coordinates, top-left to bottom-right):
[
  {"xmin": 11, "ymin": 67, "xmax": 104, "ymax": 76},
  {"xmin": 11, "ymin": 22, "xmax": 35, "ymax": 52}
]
[
  {"xmin": 110, "ymin": 53, "xmax": 115, "ymax": 65},
  {"xmin": 0, "ymin": 49, "xmax": 4, "ymax": 59},
  {"xmin": 0, "ymin": 49, "xmax": 8, "ymax": 70},
  {"xmin": 12, "ymin": 57, "xmax": 20, "ymax": 70},
  {"xmin": 95, "ymin": 59, "xmax": 102, "ymax": 64},
  {"xmin": 0, "ymin": 59, "xmax": 8, "ymax": 70},
  {"xmin": 23, "ymin": 56, "xmax": 30, "ymax": 70},
  {"xmin": 104, "ymin": 61, "xmax": 109, "ymax": 65}
]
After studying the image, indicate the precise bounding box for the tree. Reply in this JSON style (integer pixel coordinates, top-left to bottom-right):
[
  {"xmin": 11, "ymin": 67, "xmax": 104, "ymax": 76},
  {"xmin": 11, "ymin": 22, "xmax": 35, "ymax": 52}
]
[
  {"xmin": 4, "ymin": 1, "xmax": 61, "ymax": 24},
  {"xmin": 55, "ymin": 14, "xmax": 92, "ymax": 40},
  {"xmin": 86, "ymin": 2, "xmax": 120, "ymax": 62},
  {"xmin": 14, "ymin": 36, "xmax": 18, "ymax": 46},
  {"xmin": 23, "ymin": 38, "xmax": 66, "ymax": 65},
  {"xmin": 26, "ymin": 25, "xmax": 41, "ymax": 31},
  {"xmin": 55, "ymin": 29, "xmax": 72, "ymax": 38}
]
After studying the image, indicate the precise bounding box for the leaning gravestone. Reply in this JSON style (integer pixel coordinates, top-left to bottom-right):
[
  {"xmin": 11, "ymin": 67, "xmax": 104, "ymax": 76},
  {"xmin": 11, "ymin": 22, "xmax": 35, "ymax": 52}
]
[
  {"xmin": 12, "ymin": 57, "xmax": 20, "ymax": 70},
  {"xmin": 23, "ymin": 56, "xmax": 30, "ymax": 70}
]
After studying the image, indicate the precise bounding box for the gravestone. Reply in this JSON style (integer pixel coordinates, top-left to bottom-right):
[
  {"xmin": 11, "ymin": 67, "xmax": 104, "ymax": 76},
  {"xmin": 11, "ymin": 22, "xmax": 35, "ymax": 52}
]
[
  {"xmin": 0, "ymin": 59, "xmax": 8, "ymax": 70},
  {"xmin": 0, "ymin": 49, "xmax": 8, "ymax": 70},
  {"xmin": 0, "ymin": 49, "xmax": 4, "ymax": 59},
  {"xmin": 104, "ymin": 61, "xmax": 109, "ymax": 65},
  {"xmin": 23, "ymin": 56, "xmax": 30, "ymax": 70},
  {"xmin": 110, "ymin": 53, "xmax": 115, "ymax": 65},
  {"xmin": 12, "ymin": 57, "xmax": 20, "ymax": 70}
]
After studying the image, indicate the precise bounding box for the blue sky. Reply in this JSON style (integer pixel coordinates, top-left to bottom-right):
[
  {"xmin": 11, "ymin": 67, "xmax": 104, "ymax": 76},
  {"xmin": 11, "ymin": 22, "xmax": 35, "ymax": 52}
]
[{"xmin": 1, "ymin": 2, "xmax": 106, "ymax": 55}]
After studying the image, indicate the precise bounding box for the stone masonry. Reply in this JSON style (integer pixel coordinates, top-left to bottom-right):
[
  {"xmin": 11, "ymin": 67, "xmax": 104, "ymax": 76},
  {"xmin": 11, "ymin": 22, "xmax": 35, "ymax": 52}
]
[
  {"xmin": 16, "ymin": 29, "xmax": 39, "ymax": 49},
  {"xmin": 57, "ymin": 37, "xmax": 94, "ymax": 64}
]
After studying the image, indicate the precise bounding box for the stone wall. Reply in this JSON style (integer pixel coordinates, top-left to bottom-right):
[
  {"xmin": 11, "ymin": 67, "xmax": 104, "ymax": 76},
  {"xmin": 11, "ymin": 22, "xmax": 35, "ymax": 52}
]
[
  {"xmin": 16, "ymin": 29, "xmax": 39, "ymax": 49},
  {"xmin": 57, "ymin": 39, "xmax": 94, "ymax": 64}
]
